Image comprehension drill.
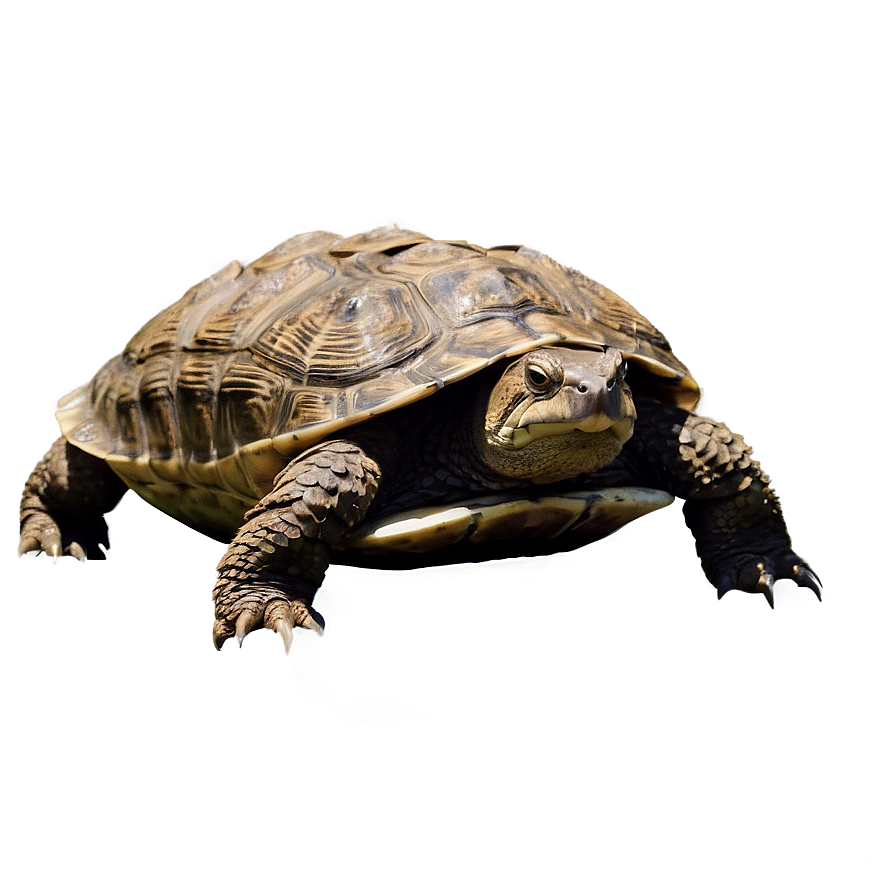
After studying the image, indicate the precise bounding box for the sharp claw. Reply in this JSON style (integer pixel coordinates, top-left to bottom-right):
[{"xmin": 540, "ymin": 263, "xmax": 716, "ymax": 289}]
[
  {"xmin": 715, "ymin": 572, "xmax": 736, "ymax": 600},
  {"xmin": 18, "ymin": 535, "xmax": 40, "ymax": 556},
  {"xmin": 286, "ymin": 600, "xmax": 325, "ymax": 635},
  {"xmin": 235, "ymin": 608, "xmax": 261, "ymax": 646},
  {"xmin": 275, "ymin": 619, "xmax": 294, "ymax": 654},
  {"xmin": 68, "ymin": 542, "xmax": 87, "ymax": 562},
  {"xmin": 794, "ymin": 565, "xmax": 823, "ymax": 601},
  {"xmin": 759, "ymin": 573, "xmax": 775, "ymax": 609},
  {"xmin": 45, "ymin": 536, "xmax": 62, "ymax": 560},
  {"xmin": 302, "ymin": 612, "xmax": 324, "ymax": 637},
  {"xmin": 212, "ymin": 619, "xmax": 232, "ymax": 651}
]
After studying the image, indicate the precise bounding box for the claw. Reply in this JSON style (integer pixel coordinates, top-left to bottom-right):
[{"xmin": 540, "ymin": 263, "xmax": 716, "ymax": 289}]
[
  {"xmin": 263, "ymin": 602, "xmax": 296, "ymax": 653},
  {"xmin": 716, "ymin": 572, "xmax": 736, "ymax": 600},
  {"xmin": 794, "ymin": 565, "xmax": 823, "ymax": 601},
  {"xmin": 68, "ymin": 542, "xmax": 87, "ymax": 562},
  {"xmin": 301, "ymin": 612, "xmax": 324, "ymax": 637},
  {"xmin": 275, "ymin": 619, "xmax": 294, "ymax": 654},
  {"xmin": 212, "ymin": 618, "xmax": 232, "ymax": 651},
  {"xmin": 758, "ymin": 572, "xmax": 775, "ymax": 609},
  {"xmin": 235, "ymin": 608, "xmax": 263, "ymax": 646},
  {"xmin": 18, "ymin": 535, "xmax": 40, "ymax": 557},
  {"xmin": 44, "ymin": 534, "xmax": 62, "ymax": 560},
  {"xmin": 290, "ymin": 600, "xmax": 324, "ymax": 636}
]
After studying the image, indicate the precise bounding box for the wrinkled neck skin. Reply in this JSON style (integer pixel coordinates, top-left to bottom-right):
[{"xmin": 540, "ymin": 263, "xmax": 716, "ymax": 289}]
[
  {"xmin": 352, "ymin": 348, "xmax": 638, "ymax": 514},
  {"xmin": 350, "ymin": 375, "xmax": 519, "ymax": 498}
]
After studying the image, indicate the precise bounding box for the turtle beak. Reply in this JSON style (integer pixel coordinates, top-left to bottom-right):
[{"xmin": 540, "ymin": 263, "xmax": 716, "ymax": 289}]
[
  {"xmin": 575, "ymin": 411, "xmax": 635, "ymax": 442},
  {"xmin": 503, "ymin": 348, "xmax": 636, "ymax": 448},
  {"xmin": 569, "ymin": 356, "xmax": 635, "ymax": 441}
]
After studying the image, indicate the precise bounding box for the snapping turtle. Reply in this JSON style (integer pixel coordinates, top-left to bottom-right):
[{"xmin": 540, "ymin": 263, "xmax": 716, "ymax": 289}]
[{"xmin": 19, "ymin": 226, "xmax": 820, "ymax": 650}]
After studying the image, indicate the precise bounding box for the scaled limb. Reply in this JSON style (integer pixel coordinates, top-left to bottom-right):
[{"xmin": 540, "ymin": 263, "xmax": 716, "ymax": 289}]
[
  {"xmin": 212, "ymin": 439, "xmax": 382, "ymax": 651},
  {"xmin": 19, "ymin": 437, "xmax": 127, "ymax": 560},
  {"xmin": 682, "ymin": 473, "xmax": 822, "ymax": 607},
  {"xmin": 629, "ymin": 402, "xmax": 821, "ymax": 606}
]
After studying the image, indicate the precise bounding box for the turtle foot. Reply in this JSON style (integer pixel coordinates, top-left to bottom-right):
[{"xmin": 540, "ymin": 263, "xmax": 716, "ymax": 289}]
[
  {"xmin": 18, "ymin": 509, "xmax": 109, "ymax": 561},
  {"xmin": 213, "ymin": 590, "xmax": 325, "ymax": 653},
  {"xmin": 715, "ymin": 551, "xmax": 822, "ymax": 607}
]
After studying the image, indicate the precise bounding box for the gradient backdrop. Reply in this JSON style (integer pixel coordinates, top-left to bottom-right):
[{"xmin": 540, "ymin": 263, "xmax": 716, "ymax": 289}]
[{"xmin": 3, "ymin": 3, "xmax": 891, "ymax": 893}]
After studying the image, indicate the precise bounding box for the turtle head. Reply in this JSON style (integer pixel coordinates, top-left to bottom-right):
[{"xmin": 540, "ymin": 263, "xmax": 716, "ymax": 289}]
[{"xmin": 479, "ymin": 346, "xmax": 636, "ymax": 484}]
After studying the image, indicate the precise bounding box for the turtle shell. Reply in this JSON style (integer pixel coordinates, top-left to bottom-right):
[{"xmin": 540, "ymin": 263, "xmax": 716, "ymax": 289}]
[{"xmin": 56, "ymin": 226, "xmax": 700, "ymax": 534}]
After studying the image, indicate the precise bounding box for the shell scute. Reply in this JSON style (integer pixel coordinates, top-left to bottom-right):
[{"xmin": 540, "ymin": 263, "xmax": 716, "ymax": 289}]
[
  {"xmin": 326, "ymin": 226, "xmax": 431, "ymax": 257},
  {"xmin": 377, "ymin": 240, "xmax": 485, "ymax": 273},
  {"xmin": 215, "ymin": 358, "xmax": 287, "ymax": 457},
  {"xmin": 176, "ymin": 354, "xmax": 223, "ymax": 464},
  {"xmin": 193, "ymin": 255, "xmax": 334, "ymax": 352},
  {"xmin": 420, "ymin": 259, "xmax": 564, "ymax": 327},
  {"xmin": 250, "ymin": 231, "xmax": 341, "ymax": 272},
  {"xmin": 138, "ymin": 353, "xmax": 180, "ymax": 461},
  {"xmin": 124, "ymin": 259, "xmax": 244, "ymax": 361},
  {"xmin": 279, "ymin": 387, "xmax": 337, "ymax": 433},
  {"xmin": 250, "ymin": 278, "xmax": 437, "ymax": 386}
]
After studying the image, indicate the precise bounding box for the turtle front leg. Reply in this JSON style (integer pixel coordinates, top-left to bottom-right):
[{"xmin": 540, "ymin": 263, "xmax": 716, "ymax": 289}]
[
  {"xmin": 212, "ymin": 440, "xmax": 382, "ymax": 651},
  {"xmin": 629, "ymin": 403, "xmax": 821, "ymax": 607}
]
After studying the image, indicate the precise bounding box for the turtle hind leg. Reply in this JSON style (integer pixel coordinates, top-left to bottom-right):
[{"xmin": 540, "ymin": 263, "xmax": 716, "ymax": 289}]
[
  {"xmin": 212, "ymin": 439, "xmax": 382, "ymax": 652},
  {"xmin": 19, "ymin": 437, "xmax": 128, "ymax": 560}
]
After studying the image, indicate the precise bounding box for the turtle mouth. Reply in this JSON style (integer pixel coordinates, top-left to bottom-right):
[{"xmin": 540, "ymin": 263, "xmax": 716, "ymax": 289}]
[{"xmin": 497, "ymin": 415, "xmax": 634, "ymax": 449}]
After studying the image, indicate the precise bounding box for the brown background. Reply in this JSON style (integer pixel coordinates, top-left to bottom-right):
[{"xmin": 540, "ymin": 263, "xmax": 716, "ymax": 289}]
[{"xmin": 2, "ymin": 2, "xmax": 889, "ymax": 894}]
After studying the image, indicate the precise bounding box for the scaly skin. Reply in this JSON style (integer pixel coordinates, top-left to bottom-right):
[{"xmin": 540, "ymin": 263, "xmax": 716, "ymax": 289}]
[
  {"xmin": 211, "ymin": 440, "xmax": 382, "ymax": 651},
  {"xmin": 19, "ymin": 437, "xmax": 127, "ymax": 560},
  {"xmin": 621, "ymin": 402, "xmax": 821, "ymax": 606}
]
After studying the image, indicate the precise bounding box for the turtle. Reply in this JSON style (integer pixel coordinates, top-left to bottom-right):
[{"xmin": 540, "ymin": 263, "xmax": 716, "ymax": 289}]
[{"xmin": 19, "ymin": 226, "xmax": 821, "ymax": 651}]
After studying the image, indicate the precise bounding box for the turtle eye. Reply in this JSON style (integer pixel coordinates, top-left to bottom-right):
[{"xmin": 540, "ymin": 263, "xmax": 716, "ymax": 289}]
[{"xmin": 525, "ymin": 364, "xmax": 553, "ymax": 394}]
